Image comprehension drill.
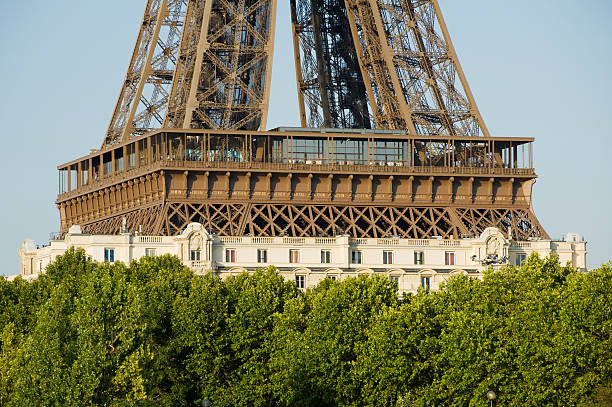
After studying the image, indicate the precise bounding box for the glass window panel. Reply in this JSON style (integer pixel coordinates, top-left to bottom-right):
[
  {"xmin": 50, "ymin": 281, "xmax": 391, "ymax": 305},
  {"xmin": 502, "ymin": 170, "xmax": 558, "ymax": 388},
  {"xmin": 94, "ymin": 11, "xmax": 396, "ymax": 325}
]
[
  {"xmin": 104, "ymin": 248, "xmax": 115, "ymax": 262},
  {"xmin": 295, "ymin": 275, "xmax": 305, "ymax": 289},
  {"xmin": 257, "ymin": 249, "xmax": 267, "ymax": 263}
]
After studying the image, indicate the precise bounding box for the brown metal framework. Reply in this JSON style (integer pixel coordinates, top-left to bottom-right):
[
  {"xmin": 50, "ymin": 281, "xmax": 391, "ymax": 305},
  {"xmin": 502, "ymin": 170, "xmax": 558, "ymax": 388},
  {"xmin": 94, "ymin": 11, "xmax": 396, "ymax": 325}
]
[
  {"xmin": 164, "ymin": 0, "xmax": 276, "ymax": 132},
  {"xmin": 103, "ymin": 0, "xmax": 276, "ymax": 148},
  {"xmin": 57, "ymin": 1, "xmax": 549, "ymax": 243},
  {"xmin": 290, "ymin": 0, "xmax": 371, "ymax": 128},
  {"xmin": 58, "ymin": 129, "xmax": 547, "ymax": 241},
  {"xmin": 292, "ymin": 0, "xmax": 489, "ymax": 136},
  {"xmin": 104, "ymin": 0, "xmax": 188, "ymax": 147}
]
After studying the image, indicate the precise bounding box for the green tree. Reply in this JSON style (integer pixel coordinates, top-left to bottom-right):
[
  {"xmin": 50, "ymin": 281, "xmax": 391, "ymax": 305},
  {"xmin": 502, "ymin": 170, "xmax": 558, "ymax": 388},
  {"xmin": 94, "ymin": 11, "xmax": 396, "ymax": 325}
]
[
  {"xmin": 0, "ymin": 271, "xmax": 55, "ymax": 404},
  {"xmin": 558, "ymin": 263, "xmax": 612, "ymax": 405},
  {"xmin": 356, "ymin": 291, "xmax": 440, "ymax": 406},
  {"xmin": 0, "ymin": 323, "xmax": 21, "ymax": 405},
  {"xmin": 173, "ymin": 266, "xmax": 301, "ymax": 407},
  {"xmin": 272, "ymin": 275, "xmax": 398, "ymax": 407},
  {"xmin": 402, "ymin": 256, "xmax": 612, "ymax": 407},
  {"xmin": 579, "ymin": 378, "xmax": 612, "ymax": 406},
  {"xmin": 1, "ymin": 250, "xmax": 610, "ymax": 406},
  {"xmin": 8, "ymin": 250, "xmax": 194, "ymax": 406}
]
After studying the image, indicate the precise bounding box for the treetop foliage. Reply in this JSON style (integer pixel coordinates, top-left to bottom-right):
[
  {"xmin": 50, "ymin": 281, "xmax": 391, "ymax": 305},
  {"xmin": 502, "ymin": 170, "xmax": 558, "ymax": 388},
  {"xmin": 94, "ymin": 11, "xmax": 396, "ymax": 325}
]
[{"xmin": 1, "ymin": 249, "xmax": 610, "ymax": 406}]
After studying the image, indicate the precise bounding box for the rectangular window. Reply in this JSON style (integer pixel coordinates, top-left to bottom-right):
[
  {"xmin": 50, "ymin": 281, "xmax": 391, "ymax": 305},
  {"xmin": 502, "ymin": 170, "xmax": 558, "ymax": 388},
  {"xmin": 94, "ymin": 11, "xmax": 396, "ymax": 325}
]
[
  {"xmin": 321, "ymin": 250, "xmax": 331, "ymax": 264},
  {"xmin": 420, "ymin": 276, "xmax": 431, "ymax": 289},
  {"xmin": 351, "ymin": 250, "xmax": 362, "ymax": 264},
  {"xmin": 295, "ymin": 274, "xmax": 305, "ymax": 289},
  {"xmin": 145, "ymin": 248, "xmax": 156, "ymax": 257},
  {"xmin": 327, "ymin": 275, "xmax": 337, "ymax": 281},
  {"xmin": 190, "ymin": 250, "xmax": 201, "ymax": 261},
  {"xmin": 389, "ymin": 275, "xmax": 399, "ymax": 285},
  {"xmin": 116, "ymin": 156, "xmax": 124, "ymax": 172},
  {"xmin": 445, "ymin": 252, "xmax": 455, "ymax": 266},
  {"xmin": 103, "ymin": 160, "xmax": 112, "ymax": 176},
  {"xmin": 257, "ymin": 249, "xmax": 267, "ymax": 263},
  {"xmin": 225, "ymin": 248, "xmax": 236, "ymax": 263},
  {"xmin": 414, "ymin": 251, "xmax": 424, "ymax": 265},
  {"xmin": 104, "ymin": 248, "xmax": 115, "ymax": 262},
  {"xmin": 516, "ymin": 253, "xmax": 527, "ymax": 266},
  {"xmin": 383, "ymin": 251, "xmax": 393, "ymax": 265},
  {"xmin": 289, "ymin": 249, "xmax": 300, "ymax": 263}
]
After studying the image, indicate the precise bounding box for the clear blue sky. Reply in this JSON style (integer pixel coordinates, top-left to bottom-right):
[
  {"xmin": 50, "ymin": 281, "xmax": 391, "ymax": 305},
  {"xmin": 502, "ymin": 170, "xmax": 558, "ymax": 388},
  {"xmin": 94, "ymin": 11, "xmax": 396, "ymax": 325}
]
[{"xmin": 0, "ymin": 0, "xmax": 610, "ymax": 275}]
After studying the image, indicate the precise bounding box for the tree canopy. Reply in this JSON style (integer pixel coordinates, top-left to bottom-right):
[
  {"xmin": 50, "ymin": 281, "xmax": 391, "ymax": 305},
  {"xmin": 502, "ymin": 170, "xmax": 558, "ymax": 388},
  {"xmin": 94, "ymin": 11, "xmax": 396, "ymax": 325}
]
[{"xmin": 1, "ymin": 248, "xmax": 610, "ymax": 406}]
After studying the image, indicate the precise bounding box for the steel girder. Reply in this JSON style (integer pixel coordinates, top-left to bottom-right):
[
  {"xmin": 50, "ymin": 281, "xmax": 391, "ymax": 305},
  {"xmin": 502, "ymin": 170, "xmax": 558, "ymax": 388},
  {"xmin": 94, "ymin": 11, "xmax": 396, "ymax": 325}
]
[
  {"xmin": 80, "ymin": 203, "xmax": 167, "ymax": 236},
  {"xmin": 103, "ymin": 0, "xmax": 276, "ymax": 148},
  {"xmin": 79, "ymin": 202, "xmax": 546, "ymax": 241},
  {"xmin": 104, "ymin": 0, "xmax": 188, "ymax": 147},
  {"xmin": 155, "ymin": 203, "xmax": 546, "ymax": 240},
  {"xmin": 290, "ymin": 0, "xmax": 371, "ymax": 128},
  {"xmin": 293, "ymin": 0, "xmax": 490, "ymax": 136},
  {"xmin": 164, "ymin": 0, "xmax": 276, "ymax": 132}
]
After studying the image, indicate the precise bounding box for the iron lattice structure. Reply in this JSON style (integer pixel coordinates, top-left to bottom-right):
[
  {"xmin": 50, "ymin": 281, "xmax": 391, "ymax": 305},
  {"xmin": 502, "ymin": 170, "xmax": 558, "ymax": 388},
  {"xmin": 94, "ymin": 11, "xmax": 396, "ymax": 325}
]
[
  {"xmin": 82, "ymin": 203, "xmax": 544, "ymax": 242},
  {"xmin": 290, "ymin": 0, "xmax": 371, "ymax": 128},
  {"xmin": 104, "ymin": 0, "xmax": 275, "ymax": 147},
  {"xmin": 104, "ymin": 0, "xmax": 188, "ymax": 146},
  {"xmin": 57, "ymin": 1, "xmax": 548, "ymax": 241},
  {"xmin": 292, "ymin": 0, "xmax": 489, "ymax": 136},
  {"xmin": 163, "ymin": 0, "xmax": 276, "ymax": 132}
]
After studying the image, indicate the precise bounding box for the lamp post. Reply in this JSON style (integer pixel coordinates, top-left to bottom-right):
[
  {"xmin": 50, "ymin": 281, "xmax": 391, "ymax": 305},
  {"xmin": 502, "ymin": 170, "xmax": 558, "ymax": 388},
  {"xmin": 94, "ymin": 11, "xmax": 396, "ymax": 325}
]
[{"xmin": 486, "ymin": 390, "xmax": 496, "ymax": 407}]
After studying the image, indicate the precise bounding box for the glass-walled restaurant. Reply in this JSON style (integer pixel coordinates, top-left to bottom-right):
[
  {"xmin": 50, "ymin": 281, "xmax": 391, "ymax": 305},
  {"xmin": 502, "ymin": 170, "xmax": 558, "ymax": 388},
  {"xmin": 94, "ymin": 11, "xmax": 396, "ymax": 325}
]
[{"xmin": 59, "ymin": 129, "xmax": 534, "ymax": 194}]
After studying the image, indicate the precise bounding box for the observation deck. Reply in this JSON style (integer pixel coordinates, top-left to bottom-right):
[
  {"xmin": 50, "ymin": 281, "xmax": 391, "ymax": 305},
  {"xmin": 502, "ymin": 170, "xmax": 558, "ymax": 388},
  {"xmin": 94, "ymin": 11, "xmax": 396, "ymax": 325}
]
[{"xmin": 56, "ymin": 128, "xmax": 546, "ymax": 241}]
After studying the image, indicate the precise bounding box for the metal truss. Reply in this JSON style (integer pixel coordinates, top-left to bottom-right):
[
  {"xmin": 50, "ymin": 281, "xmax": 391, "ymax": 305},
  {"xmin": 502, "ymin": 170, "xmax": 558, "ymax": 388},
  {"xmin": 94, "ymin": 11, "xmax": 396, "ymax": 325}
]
[
  {"xmin": 81, "ymin": 203, "xmax": 166, "ymax": 236},
  {"xmin": 165, "ymin": 0, "xmax": 277, "ymax": 132},
  {"xmin": 157, "ymin": 203, "xmax": 546, "ymax": 241},
  {"xmin": 454, "ymin": 208, "xmax": 547, "ymax": 241},
  {"xmin": 293, "ymin": 0, "xmax": 490, "ymax": 136},
  {"xmin": 290, "ymin": 0, "xmax": 371, "ymax": 128},
  {"xmin": 104, "ymin": 0, "xmax": 275, "ymax": 148},
  {"xmin": 69, "ymin": 2, "xmax": 550, "ymax": 246},
  {"xmin": 76, "ymin": 202, "xmax": 547, "ymax": 242},
  {"xmin": 104, "ymin": 0, "xmax": 188, "ymax": 147},
  {"xmin": 103, "ymin": 0, "xmax": 487, "ymax": 147}
]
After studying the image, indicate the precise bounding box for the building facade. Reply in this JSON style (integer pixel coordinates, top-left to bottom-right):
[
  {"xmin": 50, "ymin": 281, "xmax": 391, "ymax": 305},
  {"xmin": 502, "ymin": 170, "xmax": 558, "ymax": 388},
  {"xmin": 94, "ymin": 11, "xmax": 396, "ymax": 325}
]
[{"xmin": 19, "ymin": 223, "xmax": 586, "ymax": 295}]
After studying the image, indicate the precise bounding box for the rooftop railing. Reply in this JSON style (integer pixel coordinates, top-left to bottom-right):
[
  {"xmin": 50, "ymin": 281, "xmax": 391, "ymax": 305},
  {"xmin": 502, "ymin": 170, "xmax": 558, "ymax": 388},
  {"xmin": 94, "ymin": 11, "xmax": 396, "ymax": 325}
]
[{"xmin": 58, "ymin": 128, "xmax": 535, "ymax": 196}]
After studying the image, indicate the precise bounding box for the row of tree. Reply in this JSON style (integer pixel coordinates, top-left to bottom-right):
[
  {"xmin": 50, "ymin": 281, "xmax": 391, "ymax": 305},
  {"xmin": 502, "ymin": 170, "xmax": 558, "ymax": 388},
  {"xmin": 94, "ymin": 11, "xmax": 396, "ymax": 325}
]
[{"xmin": 1, "ymin": 248, "xmax": 610, "ymax": 406}]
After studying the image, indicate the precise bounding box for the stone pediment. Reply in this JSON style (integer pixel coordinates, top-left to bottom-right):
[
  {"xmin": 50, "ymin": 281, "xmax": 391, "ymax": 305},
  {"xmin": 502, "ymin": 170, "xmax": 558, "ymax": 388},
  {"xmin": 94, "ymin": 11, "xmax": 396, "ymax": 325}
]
[{"xmin": 178, "ymin": 223, "xmax": 212, "ymax": 241}]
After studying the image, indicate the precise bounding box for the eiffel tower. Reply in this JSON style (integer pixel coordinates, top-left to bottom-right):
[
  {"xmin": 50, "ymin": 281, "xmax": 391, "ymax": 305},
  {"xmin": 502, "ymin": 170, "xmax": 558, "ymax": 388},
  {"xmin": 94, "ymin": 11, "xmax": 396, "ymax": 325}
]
[{"xmin": 56, "ymin": 0, "xmax": 548, "ymax": 242}]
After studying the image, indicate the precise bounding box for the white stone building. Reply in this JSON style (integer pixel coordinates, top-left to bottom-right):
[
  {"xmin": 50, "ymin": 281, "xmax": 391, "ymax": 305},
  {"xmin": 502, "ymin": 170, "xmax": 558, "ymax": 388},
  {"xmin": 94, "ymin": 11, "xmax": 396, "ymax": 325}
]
[{"xmin": 18, "ymin": 223, "xmax": 586, "ymax": 295}]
